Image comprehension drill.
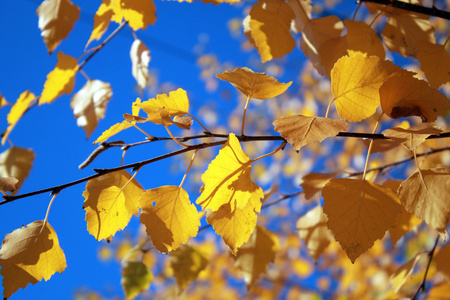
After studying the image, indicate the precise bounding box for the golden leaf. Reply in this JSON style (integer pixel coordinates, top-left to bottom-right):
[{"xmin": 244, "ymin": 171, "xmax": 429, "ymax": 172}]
[
  {"xmin": 40, "ymin": 52, "xmax": 78, "ymax": 105},
  {"xmin": 301, "ymin": 171, "xmax": 340, "ymax": 200},
  {"xmin": 170, "ymin": 245, "xmax": 208, "ymax": 293},
  {"xmin": 93, "ymin": 120, "xmax": 133, "ymax": 144},
  {"xmin": 36, "ymin": 0, "xmax": 80, "ymax": 54},
  {"xmin": 111, "ymin": 0, "xmax": 156, "ymax": 31},
  {"xmin": 139, "ymin": 186, "xmax": 200, "ymax": 253},
  {"xmin": 130, "ymin": 39, "xmax": 151, "ymax": 90},
  {"xmin": 287, "ymin": 0, "xmax": 312, "ymax": 33},
  {"xmin": 71, "ymin": 80, "xmax": 112, "ymax": 138},
  {"xmin": 416, "ymin": 42, "xmax": 450, "ymax": 88},
  {"xmin": 435, "ymin": 242, "xmax": 450, "ymax": 282},
  {"xmin": 216, "ymin": 67, "xmax": 292, "ymax": 100},
  {"xmin": 83, "ymin": 170, "xmax": 143, "ymax": 240},
  {"xmin": 398, "ymin": 168, "xmax": 450, "ymax": 238},
  {"xmin": 121, "ymin": 261, "xmax": 153, "ymax": 300},
  {"xmin": 322, "ymin": 178, "xmax": 401, "ymax": 262},
  {"xmin": 234, "ymin": 225, "xmax": 279, "ymax": 288},
  {"xmin": 86, "ymin": 0, "xmax": 115, "ymax": 48},
  {"xmin": 273, "ymin": 115, "xmax": 348, "ymax": 151},
  {"xmin": 2, "ymin": 91, "xmax": 37, "ymax": 145},
  {"xmin": 196, "ymin": 133, "xmax": 263, "ymax": 212},
  {"xmin": 0, "ymin": 221, "xmax": 66, "ymax": 299},
  {"xmin": 390, "ymin": 252, "xmax": 426, "ymax": 294},
  {"xmin": 344, "ymin": 19, "xmax": 385, "ymax": 59},
  {"xmin": 382, "ymin": 125, "xmax": 442, "ymax": 151},
  {"xmin": 380, "ymin": 75, "xmax": 450, "ymax": 123},
  {"xmin": 0, "ymin": 147, "xmax": 35, "ymax": 195},
  {"xmin": 0, "ymin": 93, "xmax": 9, "ymax": 108}
]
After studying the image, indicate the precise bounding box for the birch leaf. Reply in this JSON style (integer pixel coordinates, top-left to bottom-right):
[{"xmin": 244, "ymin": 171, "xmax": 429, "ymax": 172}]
[
  {"xmin": 130, "ymin": 39, "xmax": 151, "ymax": 90},
  {"xmin": 112, "ymin": 0, "xmax": 156, "ymax": 31},
  {"xmin": 416, "ymin": 42, "xmax": 450, "ymax": 88},
  {"xmin": 345, "ymin": 19, "xmax": 385, "ymax": 59},
  {"xmin": 390, "ymin": 252, "xmax": 427, "ymax": 294},
  {"xmin": 382, "ymin": 125, "xmax": 442, "ymax": 151},
  {"xmin": 435, "ymin": 241, "xmax": 450, "ymax": 282},
  {"xmin": 0, "ymin": 147, "xmax": 35, "ymax": 195},
  {"xmin": 86, "ymin": 0, "xmax": 114, "ymax": 48},
  {"xmin": 287, "ymin": 0, "xmax": 312, "ymax": 33},
  {"xmin": 301, "ymin": 171, "xmax": 340, "ymax": 200},
  {"xmin": 170, "ymin": 245, "xmax": 208, "ymax": 294},
  {"xmin": 121, "ymin": 261, "xmax": 152, "ymax": 300}
]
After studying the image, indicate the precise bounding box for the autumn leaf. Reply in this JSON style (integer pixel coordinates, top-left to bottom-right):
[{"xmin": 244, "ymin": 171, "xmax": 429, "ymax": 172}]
[
  {"xmin": 86, "ymin": 0, "xmax": 115, "ymax": 48},
  {"xmin": 245, "ymin": 0, "xmax": 295, "ymax": 63},
  {"xmin": 428, "ymin": 282, "xmax": 450, "ymax": 299},
  {"xmin": 331, "ymin": 54, "xmax": 410, "ymax": 122},
  {"xmin": 196, "ymin": 133, "xmax": 264, "ymax": 212},
  {"xmin": 216, "ymin": 67, "xmax": 292, "ymax": 99},
  {"xmin": 390, "ymin": 252, "xmax": 426, "ymax": 294},
  {"xmin": 0, "ymin": 93, "xmax": 9, "ymax": 108},
  {"xmin": 234, "ymin": 225, "xmax": 279, "ymax": 288},
  {"xmin": 322, "ymin": 178, "xmax": 401, "ymax": 262},
  {"xmin": 301, "ymin": 171, "xmax": 340, "ymax": 200},
  {"xmin": 0, "ymin": 147, "xmax": 35, "ymax": 195},
  {"xmin": 297, "ymin": 206, "xmax": 334, "ymax": 262},
  {"xmin": 207, "ymin": 191, "xmax": 261, "ymax": 254},
  {"xmin": 121, "ymin": 261, "xmax": 153, "ymax": 300},
  {"xmin": 36, "ymin": 0, "xmax": 80, "ymax": 54},
  {"xmin": 111, "ymin": 0, "xmax": 156, "ymax": 31},
  {"xmin": 82, "ymin": 170, "xmax": 143, "ymax": 240},
  {"xmin": 380, "ymin": 75, "xmax": 450, "ymax": 123},
  {"xmin": 344, "ymin": 20, "xmax": 385, "ymax": 59},
  {"xmin": 316, "ymin": 36, "xmax": 348, "ymax": 77},
  {"xmin": 398, "ymin": 168, "xmax": 450, "ymax": 238},
  {"xmin": 435, "ymin": 241, "xmax": 450, "ymax": 282},
  {"xmin": 273, "ymin": 115, "xmax": 348, "ymax": 151},
  {"xmin": 0, "ymin": 177, "xmax": 18, "ymax": 193},
  {"xmin": 287, "ymin": 0, "xmax": 312, "ymax": 33},
  {"xmin": 382, "ymin": 125, "xmax": 442, "ymax": 151},
  {"xmin": 2, "ymin": 91, "xmax": 37, "ymax": 145},
  {"xmin": 416, "ymin": 42, "xmax": 450, "ymax": 88},
  {"xmin": 139, "ymin": 186, "xmax": 200, "ymax": 253},
  {"xmin": 0, "ymin": 221, "xmax": 66, "ymax": 299},
  {"xmin": 170, "ymin": 245, "xmax": 208, "ymax": 293},
  {"xmin": 130, "ymin": 39, "xmax": 151, "ymax": 90},
  {"xmin": 40, "ymin": 52, "xmax": 78, "ymax": 105},
  {"xmin": 71, "ymin": 80, "xmax": 112, "ymax": 138}
]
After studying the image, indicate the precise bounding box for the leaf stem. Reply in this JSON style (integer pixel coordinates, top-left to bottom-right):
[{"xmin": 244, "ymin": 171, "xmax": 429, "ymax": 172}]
[
  {"xmin": 164, "ymin": 125, "xmax": 190, "ymax": 147},
  {"xmin": 250, "ymin": 141, "xmax": 287, "ymax": 163},
  {"xmin": 43, "ymin": 191, "xmax": 59, "ymax": 229},
  {"xmin": 241, "ymin": 95, "xmax": 251, "ymax": 135},
  {"xmin": 325, "ymin": 99, "xmax": 335, "ymax": 118},
  {"xmin": 133, "ymin": 124, "xmax": 154, "ymax": 139},
  {"xmin": 179, "ymin": 148, "xmax": 199, "ymax": 188},
  {"xmin": 362, "ymin": 114, "xmax": 383, "ymax": 180},
  {"xmin": 187, "ymin": 112, "xmax": 211, "ymax": 133}
]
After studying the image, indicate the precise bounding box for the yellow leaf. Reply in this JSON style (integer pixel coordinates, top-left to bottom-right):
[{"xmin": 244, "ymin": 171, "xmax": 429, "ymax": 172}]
[
  {"xmin": 170, "ymin": 245, "xmax": 208, "ymax": 293},
  {"xmin": 139, "ymin": 186, "xmax": 200, "ymax": 253},
  {"xmin": 82, "ymin": 170, "xmax": 143, "ymax": 240},
  {"xmin": 297, "ymin": 206, "xmax": 334, "ymax": 262},
  {"xmin": 301, "ymin": 171, "xmax": 340, "ymax": 200},
  {"xmin": 0, "ymin": 147, "xmax": 35, "ymax": 195},
  {"xmin": 273, "ymin": 115, "xmax": 348, "ymax": 151},
  {"xmin": 40, "ymin": 52, "xmax": 78, "ymax": 105},
  {"xmin": 234, "ymin": 225, "xmax": 279, "ymax": 288},
  {"xmin": 216, "ymin": 67, "xmax": 292, "ymax": 100},
  {"xmin": 2, "ymin": 91, "xmax": 37, "ymax": 145},
  {"xmin": 344, "ymin": 20, "xmax": 385, "ymax": 59},
  {"xmin": 416, "ymin": 42, "xmax": 450, "ymax": 88},
  {"xmin": 196, "ymin": 133, "xmax": 264, "ymax": 212},
  {"xmin": 111, "ymin": 0, "xmax": 156, "ymax": 31},
  {"xmin": 207, "ymin": 191, "xmax": 261, "ymax": 254},
  {"xmin": 331, "ymin": 54, "xmax": 410, "ymax": 122},
  {"xmin": 71, "ymin": 80, "xmax": 113, "ymax": 138},
  {"xmin": 121, "ymin": 261, "xmax": 153, "ymax": 300},
  {"xmin": 86, "ymin": 0, "xmax": 114, "ymax": 48},
  {"xmin": 382, "ymin": 125, "xmax": 442, "ymax": 151},
  {"xmin": 0, "ymin": 93, "xmax": 9, "ymax": 108},
  {"xmin": 0, "ymin": 221, "xmax": 66, "ymax": 299},
  {"xmin": 398, "ymin": 168, "xmax": 450, "ymax": 238},
  {"xmin": 380, "ymin": 75, "xmax": 450, "ymax": 123},
  {"xmin": 322, "ymin": 178, "xmax": 401, "ymax": 262},
  {"xmin": 93, "ymin": 120, "xmax": 133, "ymax": 144},
  {"xmin": 390, "ymin": 252, "xmax": 426, "ymax": 294},
  {"xmin": 435, "ymin": 242, "xmax": 450, "ymax": 282},
  {"xmin": 36, "ymin": 0, "xmax": 80, "ymax": 54},
  {"xmin": 287, "ymin": 0, "xmax": 312, "ymax": 33},
  {"xmin": 130, "ymin": 39, "xmax": 151, "ymax": 90},
  {"xmin": 246, "ymin": 0, "xmax": 295, "ymax": 63}
]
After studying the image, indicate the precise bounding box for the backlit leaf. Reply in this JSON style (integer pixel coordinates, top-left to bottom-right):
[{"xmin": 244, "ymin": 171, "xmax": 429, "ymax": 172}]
[
  {"xmin": 234, "ymin": 225, "xmax": 279, "ymax": 288},
  {"xmin": 390, "ymin": 252, "xmax": 426, "ymax": 294},
  {"xmin": 121, "ymin": 261, "xmax": 152, "ymax": 300},
  {"xmin": 196, "ymin": 133, "xmax": 264, "ymax": 212},
  {"xmin": 0, "ymin": 221, "xmax": 66, "ymax": 299},
  {"xmin": 93, "ymin": 120, "xmax": 133, "ymax": 144},
  {"xmin": 287, "ymin": 0, "xmax": 312, "ymax": 33},
  {"xmin": 380, "ymin": 75, "xmax": 450, "ymax": 123},
  {"xmin": 246, "ymin": 0, "xmax": 295, "ymax": 63},
  {"xmin": 71, "ymin": 80, "xmax": 112, "ymax": 138},
  {"xmin": 2, "ymin": 91, "xmax": 37, "ymax": 145},
  {"xmin": 86, "ymin": 0, "xmax": 115, "ymax": 48},
  {"xmin": 301, "ymin": 171, "xmax": 340, "ymax": 200},
  {"xmin": 382, "ymin": 125, "xmax": 442, "ymax": 151},
  {"xmin": 416, "ymin": 42, "xmax": 450, "ymax": 88},
  {"xmin": 297, "ymin": 206, "xmax": 334, "ymax": 262},
  {"xmin": 435, "ymin": 242, "xmax": 450, "ymax": 282},
  {"xmin": 344, "ymin": 20, "xmax": 385, "ymax": 59},
  {"xmin": 36, "ymin": 0, "xmax": 80, "ymax": 54},
  {"xmin": 130, "ymin": 39, "xmax": 151, "ymax": 90},
  {"xmin": 170, "ymin": 245, "xmax": 208, "ymax": 293},
  {"xmin": 273, "ymin": 115, "xmax": 348, "ymax": 151},
  {"xmin": 111, "ymin": 0, "xmax": 156, "ymax": 31},
  {"xmin": 398, "ymin": 168, "xmax": 450, "ymax": 238},
  {"xmin": 82, "ymin": 170, "xmax": 143, "ymax": 240},
  {"xmin": 0, "ymin": 147, "xmax": 35, "ymax": 195},
  {"xmin": 216, "ymin": 67, "xmax": 292, "ymax": 100},
  {"xmin": 139, "ymin": 186, "xmax": 200, "ymax": 253},
  {"xmin": 40, "ymin": 52, "xmax": 78, "ymax": 105},
  {"xmin": 0, "ymin": 93, "xmax": 9, "ymax": 108},
  {"xmin": 322, "ymin": 178, "xmax": 401, "ymax": 262}
]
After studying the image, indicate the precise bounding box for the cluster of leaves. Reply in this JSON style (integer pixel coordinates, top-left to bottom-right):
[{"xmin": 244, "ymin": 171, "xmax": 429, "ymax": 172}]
[{"xmin": 0, "ymin": 0, "xmax": 450, "ymax": 299}]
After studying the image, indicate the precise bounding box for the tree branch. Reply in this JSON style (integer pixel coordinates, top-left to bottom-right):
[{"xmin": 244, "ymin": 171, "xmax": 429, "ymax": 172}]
[
  {"xmin": 412, "ymin": 236, "xmax": 440, "ymax": 300},
  {"xmin": 360, "ymin": 0, "xmax": 450, "ymax": 20}
]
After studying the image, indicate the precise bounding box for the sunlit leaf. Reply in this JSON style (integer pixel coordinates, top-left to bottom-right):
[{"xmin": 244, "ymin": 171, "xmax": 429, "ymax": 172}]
[
  {"xmin": 234, "ymin": 225, "xmax": 279, "ymax": 288},
  {"xmin": 382, "ymin": 125, "xmax": 442, "ymax": 151},
  {"xmin": 416, "ymin": 42, "xmax": 450, "ymax": 88},
  {"xmin": 297, "ymin": 206, "xmax": 334, "ymax": 262},
  {"xmin": 170, "ymin": 245, "xmax": 208, "ymax": 293},
  {"xmin": 0, "ymin": 93, "xmax": 9, "ymax": 108},
  {"xmin": 86, "ymin": 0, "xmax": 114, "ymax": 48},
  {"xmin": 0, "ymin": 221, "xmax": 66, "ymax": 299},
  {"xmin": 301, "ymin": 171, "xmax": 340, "ymax": 200},
  {"xmin": 398, "ymin": 168, "xmax": 450, "ymax": 238},
  {"xmin": 71, "ymin": 80, "xmax": 112, "ymax": 138},
  {"xmin": 130, "ymin": 39, "xmax": 150, "ymax": 90},
  {"xmin": 0, "ymin": 177, "xmax": 19, "ymax": 193},
  {"xmin": 111, "ymin": 0, "xmax": 156, "ymax": 31},
  {"xmin": 380, "ymin": 75, "xmax": 450, "ymax": 123},
  {"xmin": 121, "ymin": 261, "xmax": 152, "ymax": 300},
  {"xmin": 36, "ymin": 0, "xmax": 80, "ymax": 54},
  {"xmin": 435, "ymin": 242, "xmax": 450, "ymax": 282},
  {"xmin": 390, "ymin": 252, "xmax": 426, "ymax": 294},
  {"xmin": 216, "ymin": 67, "xmax": 292, "ymax": 100},
  {"xmin": 322, "ymin": 178, "xmax": 401, "ymax": 262},
  {"xmin": 196, "ymin": 133, "xmax": 264, "ymax": 212},
  {"xmin": 93, "ymin": 120, "xmax": 133, "ymax": 144},
  {"xmin": 273, "ymin": 115, "xmax": 348, "ymax": 151},
  {"xmin": 139, "ymin": 186, "xmax": 200, "ymax": 253},
  {"xmin": 0, "ymin": 147, "xmax": 35, "ymax": 195},
  {"xmin": 40, "ymin": 52, "xmax": 78, "ymax": 105},
  {"xmin": 344, "ymin": 19, "xmax": 385, "ymax": 59},
  {"xmin": 83, "ymin": 170, "xmax": 143, "ymax": 240},
  {"xmin": 287, "ymin": 0, "xmax": 312, "ymax": 33},
  {"xmin": 2, "ymin": 91, "xmax": 37, "ymax": 145}
]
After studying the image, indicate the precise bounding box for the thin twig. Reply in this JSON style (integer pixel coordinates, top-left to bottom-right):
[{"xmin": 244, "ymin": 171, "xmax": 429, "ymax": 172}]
[
  {"xmin": 412, "ymin": 236, "xmax": 440, "ymax": 300},
  {"xmin": 359, "ymin": 0, "xmax": 450, "ymax": 19}
]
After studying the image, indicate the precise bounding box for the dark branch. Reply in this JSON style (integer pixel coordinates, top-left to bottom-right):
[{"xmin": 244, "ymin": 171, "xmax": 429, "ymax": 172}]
[
  {"xmin": 360, "ymin": 0, "xmax": 450, "ymax": 19},
  {"xmin": 412, "ymin": 236, "xmax": 440, "ymax": 300}
]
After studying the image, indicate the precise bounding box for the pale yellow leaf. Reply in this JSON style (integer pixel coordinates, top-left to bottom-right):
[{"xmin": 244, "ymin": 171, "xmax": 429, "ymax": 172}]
[
  {"xmin": 86, "ymin": 0, "xmax": 114, "ymax": 48},
  {"xmin": 390, "ymin": 252, "xmax": 426, "ymax": 294},
  {"xmin": 301, "ymin": 171, "xmax": 340, "ymax": 200},
  {"xmin": 0, "ymin": 147, "xmax": 35, "ymax": 195},
  {"xmin": 416, "ymin": 42, "xmax": 450, "ymax": 88},
  {"xmin": 382, "ymin": 125, "xmax": 443, "ymax": 151},
  {"xmin": 93, "ymin": 120, "xmax": 133, "ymax": 144},
  {"xmin": 170, "ymin": 245, "xmax": 208, "ymax": 293},
  {"xmin": 130, "ymin": 39, "xmax": 150, "ymax": 90}
]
